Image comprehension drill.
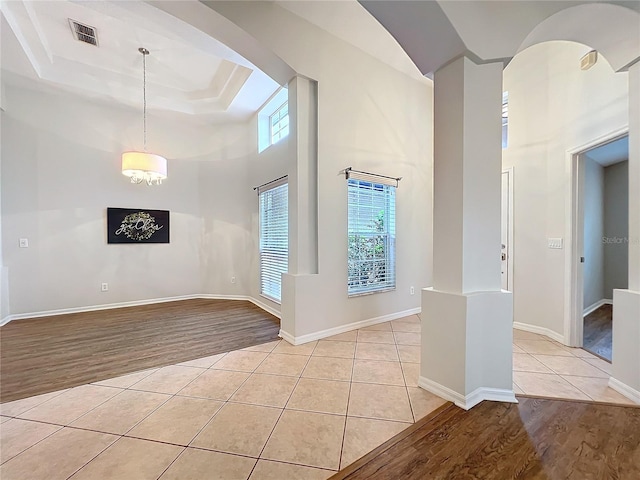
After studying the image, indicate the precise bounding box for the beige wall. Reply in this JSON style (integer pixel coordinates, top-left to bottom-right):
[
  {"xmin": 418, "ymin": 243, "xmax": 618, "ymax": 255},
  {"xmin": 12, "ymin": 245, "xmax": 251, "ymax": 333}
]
[
  {"xmin": 1, "ymin": 3, "xmax": 433, "ymax": 331},
  {"xmin": 0, "ymin": 84, "xmax": 253, "ymax": 316},
  {"xmin": 503, "ymin": 41, "xmax": 629, "ymax": 338},
  {"xmin": 208, "ymin": 2, "xmax": 433, "ymax": 336},
  {"xmin": 604, "ymin": 160, "xmax": 629, "ymax": 298}
]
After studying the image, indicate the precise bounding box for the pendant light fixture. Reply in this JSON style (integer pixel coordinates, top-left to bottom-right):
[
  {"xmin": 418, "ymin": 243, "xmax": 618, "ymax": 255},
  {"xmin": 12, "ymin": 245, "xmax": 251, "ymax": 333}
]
[{"xmin": 122, "ymin": 47, "xmax": 167, "ymax": 185}]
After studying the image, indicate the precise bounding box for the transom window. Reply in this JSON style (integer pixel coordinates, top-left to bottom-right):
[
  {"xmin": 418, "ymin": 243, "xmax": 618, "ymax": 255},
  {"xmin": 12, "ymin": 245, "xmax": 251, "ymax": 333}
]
[
  {"xmin": 258, "ymin": 87, "xmax": 289, "ymax": 153},
  {"xmin": 270, "ymin": 102, "xmax": 289, "ymax": 145},
  {"xmin": 347, "ymin": 179, "xmax": 396, "ymax": 296}
]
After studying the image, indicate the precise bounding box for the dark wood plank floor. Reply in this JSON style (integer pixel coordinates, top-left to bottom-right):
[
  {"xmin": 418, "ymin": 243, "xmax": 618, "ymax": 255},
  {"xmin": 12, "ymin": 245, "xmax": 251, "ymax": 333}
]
[
  {"xmin": 0, "ymin": 299, "xmax": 280, "ymax": 403},
  {"xmin": 583, "ymin": 304, "xmax": 612, "ymax": 361},
  {"xmin": 332, "ymin": 396, "xmax": 640, "ymax": 480}
]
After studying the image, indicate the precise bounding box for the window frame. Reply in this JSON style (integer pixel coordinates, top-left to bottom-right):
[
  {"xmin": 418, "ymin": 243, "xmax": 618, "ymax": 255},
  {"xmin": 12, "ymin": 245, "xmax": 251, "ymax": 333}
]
[
  {"xmin": 347, "ymin": 178, "xmax": 397, "ymax": 297},
  {"xmin": 258, "ymin": 179, "xmax": 289, "ymax": 304},
  {"xmin": 258, "ymin": 87, "xmax": 289, "ymax": 153},
  {"xmin": 502, "ymin": 91, "xmax": 509, "ymax": 149},
  {"xmin": 269, "ymin": 101, "xmax": 289, "ymax": 146}
]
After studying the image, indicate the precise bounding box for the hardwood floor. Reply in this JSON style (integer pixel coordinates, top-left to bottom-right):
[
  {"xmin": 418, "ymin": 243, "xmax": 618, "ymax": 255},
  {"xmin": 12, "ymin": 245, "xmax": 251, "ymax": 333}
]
[
  {"xmin": 0, "ymin": 299, "xmax": 280, "ymax": 403},
  {"xmin": 332, "ymin": 396, "xmax": 640, "ymax": 480},
  {"xmin": 583, "ymin": 304, "xmax": 612, "ymax": 361}
]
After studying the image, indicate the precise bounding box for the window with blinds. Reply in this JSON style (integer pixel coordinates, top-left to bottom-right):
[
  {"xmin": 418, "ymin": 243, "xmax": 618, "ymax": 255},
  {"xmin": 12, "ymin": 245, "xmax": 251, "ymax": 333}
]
[
  {"xmin": 259, "ymin": 181, "xmax": 288, "ymax": 303},
  {"xmin": 347, "ymin": 179, "xmax": 396, "ymax": 296}
]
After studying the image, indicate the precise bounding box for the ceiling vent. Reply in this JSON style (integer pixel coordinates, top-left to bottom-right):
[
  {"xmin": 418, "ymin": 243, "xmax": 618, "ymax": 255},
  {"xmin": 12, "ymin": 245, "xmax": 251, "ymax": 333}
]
[
  {"xmin": 69, "ymin": 19, "xmax": 98, "ymax": 46},
  {"xmin": 580, "ymin": 50, "xmax": 597, "ymax": 70}
]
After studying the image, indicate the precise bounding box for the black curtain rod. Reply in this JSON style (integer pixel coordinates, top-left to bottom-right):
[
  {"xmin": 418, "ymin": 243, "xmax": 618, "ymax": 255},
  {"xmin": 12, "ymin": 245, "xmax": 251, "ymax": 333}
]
[
  {"xmin": 253, "ymin": 175, "xmax": 288, "ymax": 191},
  {"xmin": 343, "ymin": 167, "xmax": 402, "ymax": 183}
]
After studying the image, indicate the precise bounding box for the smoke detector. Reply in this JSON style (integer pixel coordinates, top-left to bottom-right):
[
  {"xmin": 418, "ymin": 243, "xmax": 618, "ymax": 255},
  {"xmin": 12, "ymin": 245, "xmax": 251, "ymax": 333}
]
[
  {"xmin": 69, "ymin": 19, "xmax": 98, "ymax": 46},
  {"xmin": 580, "ymin": 50, "xmax": 597, "ymax": 70}
]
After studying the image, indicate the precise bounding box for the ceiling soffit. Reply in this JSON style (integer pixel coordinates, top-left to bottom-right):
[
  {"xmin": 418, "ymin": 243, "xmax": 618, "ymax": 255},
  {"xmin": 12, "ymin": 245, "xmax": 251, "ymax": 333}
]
[
  {"xmin": 0, "ymin": 0, "xmax": 280, "ymax": 120},
  {"xmin": 360, "ymin": 0, "xmax": 640, "ymax": 76}
]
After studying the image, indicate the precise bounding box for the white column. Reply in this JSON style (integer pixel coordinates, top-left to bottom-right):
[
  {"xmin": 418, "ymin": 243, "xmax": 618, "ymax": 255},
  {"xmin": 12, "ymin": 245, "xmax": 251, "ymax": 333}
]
[
  {"xmin": 280, "ymin": 76, "xmax": 320, "ymax": 343},
  {"xmin": 610, "ymin": 61, "xmax": 640, "ymax": 404},
  {"xmin": 420, "ymin": 56, "xmax": 515, "ymax": 410}
]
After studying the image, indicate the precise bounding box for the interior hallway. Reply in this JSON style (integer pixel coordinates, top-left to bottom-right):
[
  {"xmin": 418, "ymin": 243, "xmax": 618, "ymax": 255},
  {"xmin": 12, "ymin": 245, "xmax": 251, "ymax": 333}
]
[
  {"xmin": 583, "ymin": 304, "xmax": 613, "ymax": 361},
  {"xmin": 1, "ymin": 313, "xmax": 636, "ymax": 479}
]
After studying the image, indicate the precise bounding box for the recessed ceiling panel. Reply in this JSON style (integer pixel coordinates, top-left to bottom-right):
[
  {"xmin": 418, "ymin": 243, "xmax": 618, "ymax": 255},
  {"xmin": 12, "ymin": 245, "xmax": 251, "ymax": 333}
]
[{"xmin": 0, "ymin": 0, "xmax": 280, "ymax": 121}]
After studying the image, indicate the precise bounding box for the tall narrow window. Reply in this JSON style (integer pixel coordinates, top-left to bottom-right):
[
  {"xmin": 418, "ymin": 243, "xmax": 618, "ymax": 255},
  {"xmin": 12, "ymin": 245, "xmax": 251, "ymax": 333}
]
[
  {"xmin": 502, "ymin": 91, "xmax": 509, "ymax": 149},
  {"xmin": 259, "ymin": 181, "xmax": 288, "ymax": 303},
  {"xmin": 347, "ymin": 179, "xmax": 396, "ymax": 296},
  {"xmin": 270, "ymin": 102, "xmax": 289, "ymax": 145}
]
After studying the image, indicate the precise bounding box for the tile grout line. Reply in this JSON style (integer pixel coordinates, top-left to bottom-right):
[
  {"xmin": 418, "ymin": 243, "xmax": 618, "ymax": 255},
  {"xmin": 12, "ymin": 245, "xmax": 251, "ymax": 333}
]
[
  {"xmin": 179, "ymin": 346, "xmax": 278, "ymax": 452},
  {"xmin": 70, "ymin": 350, "xmax": 262, "ymax": 478},
  {"xmin": 0, "ymin": 420, "xmax": 64, "ymax": 466},
  {"xmin": 153, "ymin": 445, "xmax": 190, "ymax": 480},
  {"xmin": 63, "ymin": 433, "xmax": 126, "ymax": 480},
  {"xmin": 559, "ymin": 375, "xmax": 598, "ymax": 402},
  {"xmin": 392, "ymin": 322, "xmax": 417, "ymax": 423},
  {"xmin": 246, "ymin": 340, "xmax": 323, "ymax": 478},
  {"xmin": 337, "ymin": 352, "xmax": 356, "ymax": 470},
  {"xmin": 5, "ymin": 325, "xmax": 630, "ymax": 479},
  {"xmin": 61, "ymin": 364, "xmax": 216, "ymax": 479}
]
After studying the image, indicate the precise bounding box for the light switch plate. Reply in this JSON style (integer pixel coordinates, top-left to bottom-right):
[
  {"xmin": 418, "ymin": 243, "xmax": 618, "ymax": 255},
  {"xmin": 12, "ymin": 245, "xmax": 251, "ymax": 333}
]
[
  {"xmin": 548, "ymin": 238, "xmax": 563, "ymax": 249},
  {"xmin": 19, "ymin": 238, "xmax": 29, "ymax": 248}
]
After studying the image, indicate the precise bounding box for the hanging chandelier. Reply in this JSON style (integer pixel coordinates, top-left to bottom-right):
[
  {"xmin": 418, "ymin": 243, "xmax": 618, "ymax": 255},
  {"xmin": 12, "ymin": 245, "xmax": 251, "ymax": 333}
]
[{"xmin": 122, "ymin": 47, "xmax": 167, "ymax": 185}]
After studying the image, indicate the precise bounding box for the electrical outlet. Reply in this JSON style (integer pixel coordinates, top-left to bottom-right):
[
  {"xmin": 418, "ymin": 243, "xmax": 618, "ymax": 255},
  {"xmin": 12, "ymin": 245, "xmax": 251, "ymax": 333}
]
[
  {"xmin": 231, "ymin": 276, "xmax": 236, "ymax": 284},
  {"xmin": 101, "ymin": 283, "xmax": 109, "ymax": 292},
  {"xmin": 19, "ymin": 238, "xmax": 29, "ymax": 248},
  {"xmin": 410, "ymin": 286, "xmax": 415, "ymax": 295}
]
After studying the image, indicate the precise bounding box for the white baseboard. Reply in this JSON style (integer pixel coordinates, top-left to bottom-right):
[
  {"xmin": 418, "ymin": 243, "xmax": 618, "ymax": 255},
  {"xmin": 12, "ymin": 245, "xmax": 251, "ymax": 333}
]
[
  {"xmin": 221, "ymin": 295, "xmax": 281, "ymax": 320},
  {"xmin": 608, "ymin": 377, "xmax": 640, "ymax": 405},
  {"xmin": 0, "ymin": 294, "xmax": 281, "ymax": 327},
  {"xmin": 583, "ymin": 299, "xmax": 613, "ymax": 317},
  {"xmin": 279, "ymin": 330, "xmax": 296, "ymax": 345},
  {"xmin": 513, "ymin": 322, "xmax": 565, "ymax": 344},
  {"xmin": 278, "ymin": 307, "xmax": 421, "ymax": 345},
  {"xmin": 418, "ymin": 376, "xmax": 517, "ymax": 410}
]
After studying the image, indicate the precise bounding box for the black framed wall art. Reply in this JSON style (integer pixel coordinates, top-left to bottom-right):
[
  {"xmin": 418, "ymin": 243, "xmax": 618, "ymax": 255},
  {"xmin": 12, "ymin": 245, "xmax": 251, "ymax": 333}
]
[{"xmin": 107, "ymin": 207, "xmax": 170, "ymax": 244}]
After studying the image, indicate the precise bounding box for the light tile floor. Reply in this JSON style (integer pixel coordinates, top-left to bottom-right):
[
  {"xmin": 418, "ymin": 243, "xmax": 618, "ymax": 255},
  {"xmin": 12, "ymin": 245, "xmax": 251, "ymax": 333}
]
[{"xmin": 0, "ymin": 317, "xmax": 635, "ymax": 480}]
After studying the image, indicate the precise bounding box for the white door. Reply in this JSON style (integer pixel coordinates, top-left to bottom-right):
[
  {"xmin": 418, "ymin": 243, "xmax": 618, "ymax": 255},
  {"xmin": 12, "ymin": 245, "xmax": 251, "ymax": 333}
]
[{"xmin": 501, "ymin": 170, "xmax": 512, "ymax": 290}]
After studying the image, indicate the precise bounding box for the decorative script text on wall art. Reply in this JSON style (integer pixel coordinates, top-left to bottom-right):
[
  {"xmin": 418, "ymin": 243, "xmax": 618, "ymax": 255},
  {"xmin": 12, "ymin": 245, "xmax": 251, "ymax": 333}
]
[{"xmin": 107, "ymin": 208, "xmax": 170, "ymax": 244}]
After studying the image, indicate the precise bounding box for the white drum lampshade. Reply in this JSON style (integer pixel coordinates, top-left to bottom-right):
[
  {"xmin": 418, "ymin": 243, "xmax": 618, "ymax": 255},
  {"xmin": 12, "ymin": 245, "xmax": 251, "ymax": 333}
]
[{"xmin": 122, "ymin": 151, "xmax": 167, "ymax": 185}]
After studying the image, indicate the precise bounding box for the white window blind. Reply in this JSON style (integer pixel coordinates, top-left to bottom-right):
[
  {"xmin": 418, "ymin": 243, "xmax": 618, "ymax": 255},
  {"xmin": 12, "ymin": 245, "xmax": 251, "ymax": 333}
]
[
  {"xmin": 347, "ymin": 178, "xmax": 396, "ymax": 296},
  {"xmin": 259, "ymin": 181, "xmax": 288, "ymax": 303}
]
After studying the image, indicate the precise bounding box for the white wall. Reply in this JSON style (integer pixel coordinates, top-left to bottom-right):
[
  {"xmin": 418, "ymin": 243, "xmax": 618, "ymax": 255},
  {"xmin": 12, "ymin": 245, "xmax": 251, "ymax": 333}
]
[
  {"xmin": 2, "ymin": 3, "xmax": 433, "ymax": 334},
  {"xmin": 1, "ymin": 84, "xmax": 254, "ymax": 316},
  {"xmin": 583, "ymin": 156, "xmax": 605, "ymax": 309},
  {"xmin": 503, "ymin": 41, "xmax": 628, "ymax": 338},
  {"xmin": 604, "ymin": 160, "xmax": 629, "ymax": 298},
  {"xmin": 208, "ymin": 2, "xmax": 433, "ymax": 336}
]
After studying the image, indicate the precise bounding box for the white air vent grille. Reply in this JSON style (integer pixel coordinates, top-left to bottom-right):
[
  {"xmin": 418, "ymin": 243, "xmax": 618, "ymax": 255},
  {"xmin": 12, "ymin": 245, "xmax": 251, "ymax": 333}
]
[
  {"xmin": 69, "ymin": 19, "xmax": 98, "ymax": 46},
  {"xmin": 580, "ymin": 50, "xmax": 597, "ymax": 70}
]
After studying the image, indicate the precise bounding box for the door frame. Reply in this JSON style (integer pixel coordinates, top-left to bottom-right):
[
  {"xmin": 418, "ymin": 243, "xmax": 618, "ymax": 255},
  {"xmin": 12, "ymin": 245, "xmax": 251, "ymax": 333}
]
[
  {"xmin": 502, "ymin": 167, "xmax": 514, "ymax": 292},
  {"xmin": 565, "ymin": 126, "xmax": 628, "ymax": 346}
]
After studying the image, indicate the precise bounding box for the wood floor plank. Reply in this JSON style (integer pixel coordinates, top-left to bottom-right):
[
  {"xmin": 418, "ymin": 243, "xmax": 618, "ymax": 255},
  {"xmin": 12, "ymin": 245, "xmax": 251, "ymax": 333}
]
[
  {"xmin": 0, "ymin": 299, "xmax": 280, "ymax": 402},
  {"xmin": 332, "ymin": 396, "xmax": 640, "ymax": 480},
  {"xmin": 583, "ymin": 304, "xmax": 612, "ymax": 361}
]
